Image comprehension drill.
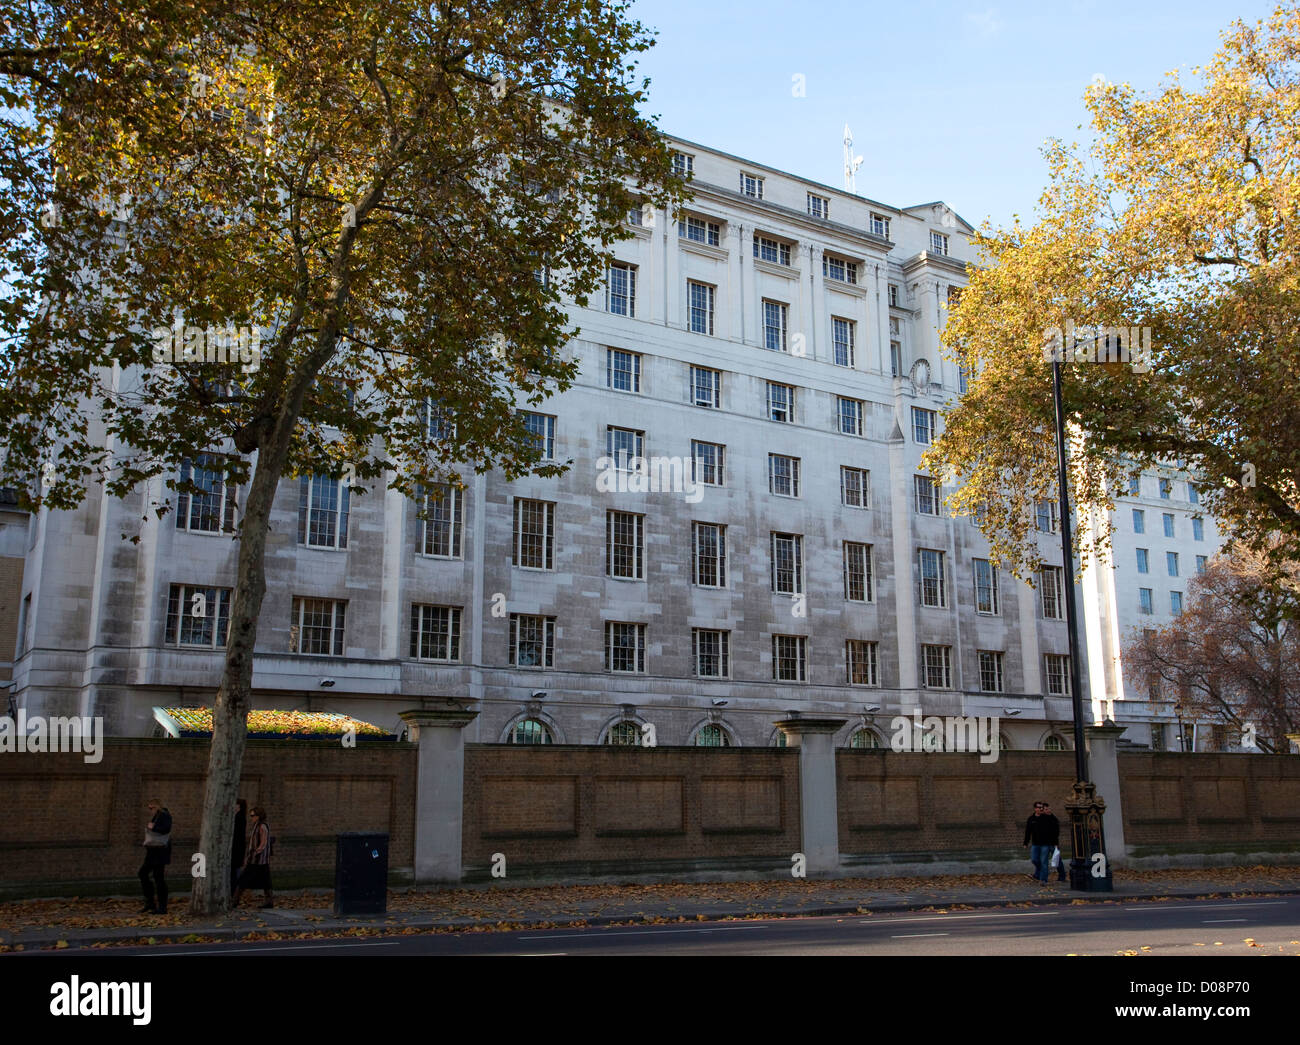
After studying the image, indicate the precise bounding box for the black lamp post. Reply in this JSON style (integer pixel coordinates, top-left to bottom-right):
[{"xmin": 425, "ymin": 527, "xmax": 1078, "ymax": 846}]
[
  {"xmin": 1049, "ymin": 357, "xmax": 1112, "ymax": 891},
  {"xmin": 1173, "ymin": 702, "xmax": 1190, "ymax": 752}
]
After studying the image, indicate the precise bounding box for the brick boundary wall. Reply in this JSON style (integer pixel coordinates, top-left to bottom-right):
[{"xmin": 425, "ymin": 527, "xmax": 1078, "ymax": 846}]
[
  {"xmin": 0, "ymin": 739, "xmax": 417, "ymax": 897},
  {"xmin": 836, "ymin": 749, "xmax": 1079, "ymax": 865},
  {"xmin": 1119, "ymin": 751, "xmax": 1300, "ymax": 856},
  {"xmin": 461, "ymin": 744, "xmax": 801, "ymax": 880}
]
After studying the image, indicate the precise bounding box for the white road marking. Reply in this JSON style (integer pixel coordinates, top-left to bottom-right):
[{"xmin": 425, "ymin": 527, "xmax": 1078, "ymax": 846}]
[
  {"xmin": 1202, "ymin": 919, "xmax": 1248, "ymax": 924},
  {"xmin": 522, "ymin": 924, "xmax": 766, "ymax": 941},
  {"xmin": 866, "ymin": 911, "xmax": 1057, "ymax": 924},
  {"xmin": 891, "ymin": 932, "xmax": 951, "ymax": 938},
  {"xmin": 144, "ymin": 940, "xmax": 403, "ymax": 955},
  {"xmin": 1124, "ymin": 901, "xmax": 1287, "ymax": 912}
]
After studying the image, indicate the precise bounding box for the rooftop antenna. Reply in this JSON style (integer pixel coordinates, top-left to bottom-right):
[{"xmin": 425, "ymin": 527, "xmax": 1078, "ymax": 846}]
[{"xmin": 843, "ymin": 124, "xmax": 864, "ymax": 194}]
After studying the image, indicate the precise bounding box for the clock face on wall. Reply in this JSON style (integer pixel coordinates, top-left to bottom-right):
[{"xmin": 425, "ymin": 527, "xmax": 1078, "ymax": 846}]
[{"xmin": 910, "ymin": 359, "xmax": 931, "ymax": 395}]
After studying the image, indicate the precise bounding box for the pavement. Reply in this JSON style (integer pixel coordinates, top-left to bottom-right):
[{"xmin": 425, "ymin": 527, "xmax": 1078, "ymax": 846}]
[{"xmin": 2, "ymin": 864, "xmax": 1298, "ymax": 951}]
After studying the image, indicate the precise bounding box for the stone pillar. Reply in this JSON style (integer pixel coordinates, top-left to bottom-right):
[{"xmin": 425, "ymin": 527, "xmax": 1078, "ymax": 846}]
[
  {"xmin": 665, "ymin": 208, "xmax": 680, "ymax": 328},
  {"xmin": 1084, "ymin": 722, "xmax": 1127, "ymax": 863},
  {"xmin": 726, "ymin": 222, "xmax": 743, "ymax": 341},
  {"xmin": 400, "ymin": 707, "xmax": 479, "ymax": 884},
  {"xmin": 775, "ymin": 716, "xmax": 846, "ymax": 876}
]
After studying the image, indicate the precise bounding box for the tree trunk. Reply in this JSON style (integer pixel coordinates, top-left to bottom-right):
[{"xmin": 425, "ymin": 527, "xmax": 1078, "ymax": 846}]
[{"xmin": 190, "ymin": 436, "xmax": 291, "ymax": 915}]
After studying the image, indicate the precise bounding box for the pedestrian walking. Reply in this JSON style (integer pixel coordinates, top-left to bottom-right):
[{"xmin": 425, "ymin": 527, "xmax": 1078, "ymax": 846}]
[
  {"xmin": 138, "ymin": 798, "xmax": 172, "ymax": 914},
  {"xmin": 230, "ymin": 798, "xmax": 247, "ymax": 898},
  {"xmin": 1022, "ymin": 800, "xmax": 1060, "ymax": 884},
  {"xmin": 233, "ymin": 805, "xmax": 273, "ymax": 909}
]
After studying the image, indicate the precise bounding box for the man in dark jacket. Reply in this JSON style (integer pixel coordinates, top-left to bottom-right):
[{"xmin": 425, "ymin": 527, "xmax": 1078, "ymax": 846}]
[
  {"xmin": 139, "ymin": 799, "xmax": 172, "ymax": 914},
  {"xmin": 1023, "ymin": 801, "xmax": 1060, "ymax": 883}
]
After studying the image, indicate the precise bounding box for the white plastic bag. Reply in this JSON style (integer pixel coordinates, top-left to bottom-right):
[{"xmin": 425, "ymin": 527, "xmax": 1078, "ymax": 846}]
[{"xmin": 1050, "ymin": 846, "xmax": 1061, "ymax": 868}]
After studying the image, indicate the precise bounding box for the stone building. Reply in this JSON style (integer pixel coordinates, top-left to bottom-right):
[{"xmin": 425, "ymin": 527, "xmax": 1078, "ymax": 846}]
[{"xmin": 8, "ymin": 134, "xmax": 1225, "ymax": 751}]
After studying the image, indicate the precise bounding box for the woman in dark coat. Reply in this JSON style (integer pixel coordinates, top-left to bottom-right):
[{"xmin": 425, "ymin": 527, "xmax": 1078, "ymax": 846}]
[
  {"xmin": 138, "ymin": 798, "xmax": 172, "ymax": 914},
  {"xmin": 230, "ymin": 798, "xmax": 247, "ymax": 898}
]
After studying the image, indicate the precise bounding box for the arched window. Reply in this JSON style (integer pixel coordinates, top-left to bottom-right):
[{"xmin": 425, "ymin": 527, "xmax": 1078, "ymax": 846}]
[
  {"xmin": 849, "ymin": 729, "xmax": 881, "ymax": 749},
  {"xmin": 509, "ymin": 719, "xmax": 553, "ymax": 745},
  {"xmin": 695, "ymin": 724, "xmax": 730, "ymax": 747},
  {"xmin": 605, "ymin": 721, "xmax": 640, "ymax": 746},
  {"xmin": 1043, "ymin": 734, "xmax": 1066, "ymax": 751}
]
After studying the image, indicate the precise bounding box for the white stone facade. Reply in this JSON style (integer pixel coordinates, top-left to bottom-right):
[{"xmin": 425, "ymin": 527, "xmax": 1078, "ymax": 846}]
[{"xmin": 10, "ymin": 135, "xmax": 1218, "ymax": 751}]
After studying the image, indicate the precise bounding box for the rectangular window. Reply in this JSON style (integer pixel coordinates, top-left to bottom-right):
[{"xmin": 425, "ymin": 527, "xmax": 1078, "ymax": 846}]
[
  {"xmin": 1040, "ymin": 566, "xmax": 1064, "ymax": 619},
  {"xmin": 1138, "ymin": 587, "xmax": 1153, "ymax": 615},
  {"xmin": 606, "ymin": 510, "xmax": 644, "ymax": 580},
  {"xmin": 165, "ymin": 584, "xmax": 232, "ymax": 648},
  {"xmin": 1192, "ymin": 517, "xmax": 1204, "ymax": 541},
  {"xmin": 607, "ymin": 347, "xmax": 641, "ymax": 392},
  {"xmin": 289, "ymin": 597, "xmax": 346, "ymax": 656},
  {"xmin": 691, "ymin": 440, "xmax": 725, "ymax": 486},
  {"xmin": 606, "ymin": 621, "xmax": 647, "ymax": 673},
  {"xmin": 921, "ymin": 644, "xmax": 952, "ymax": 688},
  {"xmin": 807, "ymin": 193, "xmax": 829, "ymax": 219},
  {"xmin": 509, "ymin": 614, "xmax": 555, "ymax": 667},
  {"xmin": 512, "ymin": 498, "xmax": 555, "ymax": 569},
  {"xmin": 844, "ymin": 542, "xmax": 874, "ymax": 602},
  {"xmin": 626, "ymin": 204, "xmax": 643, "ymax": 226},
  {"xmin": 753, "ymin": 234, "xmax": 791, "ymax": 266},
  {"xmin": 606, "ymin": 262, "xmax": 636, "ymax": 316},
  {"xmin": 772, "ymin": 635, "xmax": 807, "ymax": 681},
  {"xmin": 840, "ymin": 466, "xmax": 870, "ymax": 509},
  {"xmin": 693, "ymin": 522, "xmax": 727, "ymax": 587},
  {"xmin": 298, "ymin": 475, "xmax": 350, "ymax": 549},
  {"xmin": 688, "ymin": 280, "xmax": 716, "ymax": 335},
  {"xmin": 888, "ymin": 283, "xmax": 899, "ymax": 307},
  {"xmin": 1196, "ymin": 554, "xmax": 1208, "ymax": 574},
  {"xmin": 958, "ymin": 362, "xmax": 969, "ymax": 394},
  {"xmin": 1133, "ymin": 508, "xmax": 1145, "ymax": 533},
  {"xmin": 973, "ymin": 559, "xmax": 999, "ymax": 615},
  {"xmin": 678, "ymin": 214, "xmax": 720, "ymax": 246},
  {"xmin": 606, "ymin": 426, "xmax": 644, "ymax": 470},
  {"xmin": 767, "ymin": 381, "xmax": 795, "ymax": 423},
  {"xmin": 1188, "ymin": 482, "xmax": 1199, "ymax": 504},
  {"xmin": 919, "ymin": 549, "xmax": 947, "ymax": 608},
  {"xmin": 762, "ymin": 300, "xmax": 788, "ymax": 352},
  {"xmin": 978, "ymin": 650, "xmax": 1004, "ymax": 693},
  {"xmin": 1166, "ymin": 551, "xmax": 1179, "ymax": 577},
  {"xmin": 1129, "ymin": 475, "xmax": 1141, "ymax": 496},
  {"xmin": 1163, "ymin": 513, "xmax": 1175, "ymax": 538},
  {"xmin": 871, "ymin": 213, "xmax": 891, "ymax": 239},
  {"xmin": 838, "ymin": 396, "xmax": 864, "ymax": 436},
  {"xmin": 769, "ymin": 454, "xmax": 801, "ymax": 497},
  {"xmin": 914, "ymin": 475, "xmax": 940, "ymax": 516},
  {"xmin": 424, "ymin": 399, "xmax": 454, "ymax": 440},
  {"xmin": 1045, "ymin": 654, "xmax": 1071, "ymax": 696},
  {"xmin": 1036, "ymin": 499, "xmax": 1060, "ymax": 533},
  {"xmin": 912, "ymin": 407, "xmax": 936, "ymax": 444},
  {"xmin": 930, "ymin": 231, "xmax": 949, "ymax": 255},
  {"xmin": 409, "ymin": 604, "xmax": 461, "ymax": 662},
  {"xmin": 890, "ymin": 341, "xmax": 902, "ymax": 378},
  {"xmin": 1136, "ymin": 548, "xmax": 1149, "ymax": 574},
  {"xmin": 740, "ymin": 171, "xmax": 764, "ymax": 199},
  {"xmin": 690, "ymin": 365, "xmax": 721, "ymax": 408},
  {"xmin": 694, "ymin": 629, "xmax": 730, "ymax": 677},
  {"xmin": 1159, "ymin": 477, "xmax": 1172, "ymax": 499},
  {"xmin": 1170, "ymin": 591, "xmax": 1184, "ymax": 614},
  {"xmin": 847, "ymin": 640, "xmax": 879, "ymax": 686},
  {"xmin": 832, "ymin": 317, "xmax": 855, "ymax": 367},
  {"xmin": 771, "ymin": 532, "xmax": 804, "ymax": 594},
  {"xmin": 176, "ymin": 454, "xmax": 236, "ymax": 533},
  {"xmin": 521, "ymin": 412, "xmax": 556, "ymax": 460},
  {"xmin": 822, "ymin": 255, "xmax": 858, "ymax": 284},
  {"xmin": 418, "ymin": 483, "xmax": 463, "ymax": 558},
  {"xmin": 672, "ymin": 152, "xmax": 694, "ymax": 177}
]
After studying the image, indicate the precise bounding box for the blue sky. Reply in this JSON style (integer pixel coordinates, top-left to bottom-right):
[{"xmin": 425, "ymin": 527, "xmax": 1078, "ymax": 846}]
[{"xmin": 629, "ymin": 0, "xmax": 1283, "ymax": 230}]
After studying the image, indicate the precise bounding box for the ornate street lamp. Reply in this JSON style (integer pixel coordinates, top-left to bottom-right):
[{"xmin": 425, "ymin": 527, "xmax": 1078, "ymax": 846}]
[{"xmin": 1050, "ymin": 356, "xmax": 1112, "ymax": 891}]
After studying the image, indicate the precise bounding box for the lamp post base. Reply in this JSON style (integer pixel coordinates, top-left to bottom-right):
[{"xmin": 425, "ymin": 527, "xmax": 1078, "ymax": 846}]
[{"xmin": 1065, "ymin": 780, "xmax": 1113, "ymax": 892}]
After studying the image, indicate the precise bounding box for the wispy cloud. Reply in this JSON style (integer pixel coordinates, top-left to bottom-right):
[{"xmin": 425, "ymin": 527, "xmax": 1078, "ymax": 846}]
[{"xmin": 965, "ymin": 7, "xmax": 1002, "ymax": 40}]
